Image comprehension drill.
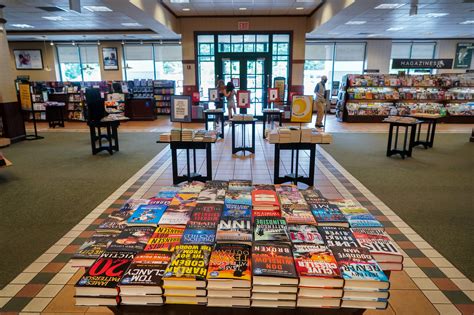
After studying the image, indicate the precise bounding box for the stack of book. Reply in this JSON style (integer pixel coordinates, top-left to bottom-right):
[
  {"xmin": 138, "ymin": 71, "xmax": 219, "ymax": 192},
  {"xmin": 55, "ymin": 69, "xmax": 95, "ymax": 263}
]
[
  {"xmin": 203, "ymin": 130, "xmax": 218, "ymax": 142},
  {"xmin": 207, "ymin": 243, "xmax": 252, "ymax": 307},
  {"xmin": 171, "ymin": 129, "xmax": 181, "ymax": 141},
  {"xmin": 251, "ymin": 243, "xmax": 298, "ymax": 308},
  {"xmin": 300, "ymin": 127, "xmax": 313, "ymax": 142},
  {"xmin": 333, "ymin": 246, "xmax": 390, "ymax": 309},
  {"xmin": 159, "ymin": 132, "xmax": 171, "ymax": 142},
  {"xmin": 278, "ymin": 128, "xmax": 291, "ymax": 143},
  {"xmin": 181, "ymin": 129, "xmax": 195, "ymax": 141},
  {"xmin": 268, "ymin": 129, "xmax": 279, "ymax": 143},
  {"xmin": 216, "ymin": 207, "xmax": 252, "ymax": 244},
  {"xmin": 289, "ymin": 127, "xmax": 301, "ymax": 142},
  {"xmin": 293, "ymin": 244, "xmax": 343, "ymax": 308},
  {"xmin": 309, "ymin": 198, "xmax": 349, "ymax": 227},
  {"xmin": 181, "ymin": 204, "xmax": 222, "ymax": 245},
  {"xmin": 163, "ymin": 244, "xmax": 212, "ymax": 305},
  {"xmin": 340, "ymin": 206, "xmax": 383, "ymax": 228},
  {"xmin": 193, "ymin": 129, "xmax": 206, "ymax": 142}
]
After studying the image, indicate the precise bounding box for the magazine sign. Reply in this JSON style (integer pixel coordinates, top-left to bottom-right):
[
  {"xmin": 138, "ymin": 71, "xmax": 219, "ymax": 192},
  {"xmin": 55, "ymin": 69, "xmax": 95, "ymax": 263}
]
[
  {"xmin": 454, "ymin": 43, "xmax": 474, "ymax": 69},
  {"xmin": 237, "ymin": 90, "xmax": 251, "ymax": 108},
  {"xmin": 171, "ymin": 95, "xmax": 192, "ymax": 122},
  {"xmin": 291, "ymin": 95, "xmax": 313, "ymax": 123},
  {"xmin": 391, "ymin": 58, "xmax": 453, "ymax": 69}
]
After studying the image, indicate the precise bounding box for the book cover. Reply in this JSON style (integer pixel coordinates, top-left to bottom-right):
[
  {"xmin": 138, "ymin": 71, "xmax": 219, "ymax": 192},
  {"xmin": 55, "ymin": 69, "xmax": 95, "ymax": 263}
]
[
  {"xmin": 252, "ymin": 243, "xmax": 297, "ymax": 278},
  {"xmin": 108, "ymin": 226, "xmax": 155, "ymax": 252},
  {"xmin": 120, "ymin": 198, "xmax": 150, "ymax": 211},
  {"xmin": 181, "ymin": 228, "xmax": 216, "ymax": 245},
  {"xmin": 119, "ymin": 252, "xmax": 172, "ymax": 287},
  {"xmin": 341, "ymin": 208, "xmax": 383, "ymax": 228},
  {"xmin": 225, "ymin": 191, "xmax": 252, "ymax": 206},
  {"xmin": 197, "ymin": 188, "xmax": 225, "ymax": 204},
  {"xmin": 288, "ymin": 224, "xmax": 324, "ymax": 245},
  {"xmin": 170, "ymin": 194, "xmax": 198, "ymax": 207},
  {"xmin": 281, "ymin": 205, "xmax": 315, "ymax": 225},
  {"xmin": 254, "ymin": 217, "xmax": 289, "ymax": 242},
  {"xmin": 252, "ymin": 190, "xmax": 280, "ymax": 208},
  {"xmin": 311, "ymin": 204, "xmax": 348, "ymax": 225},
  {"xmin": 292, "ymin": 244, "xmax": 341, "ymax": 279},
  {"xmin": 126, "ymin": 204, "xmax": 167, "ymax": 226},
  {"xmin": 319, "ymin": 226, "xmax": 358, "ymax": 248},
  {"xmin": 186, "ymin": 220, "xmax": 218, "ymax": 230},
  {"xmin": 163, "ymin": 245, "xmax": 212, "ymax": 281},
  {"xmin": 222, "ymin": 204, "xmax": 252, "ymax": 218},
  {"xmin": 179, "ymin": 182, "xmax": 205, "ymax": 193},
  {"xmin": 216, "ymin": 218, "xmax": 252, "ymax": 242},
  {"xmin": 300, "ymin": 189, "xmax": 323, "ymax": 205},
  {"xmin": 144, "ymin": 225, "xmax": 185, "ymax": 252},
  {"xmin": 252, "ymin": 184, "xmax": 275, "ymax": 191},
  {"xmin": 331, "ymin": 246, "xmax": 388, "ymax": 283},
  {"xmin": 207, "ymin": 243, "xmax": 251, "ymax": 281},
  {"xmin": 204, "ymin": 180, "xmax": 228, "ymax": 190},
  {"xmin": 97, "ymin": 216, "xmax": 128, "ymax": 232},
  {"xmin": 109, "ymin": 209, "xmax": 134, "ymax": 221},
  {"xmin": 352, "ymin": 228, "xmax": 402, "ymax": 259},
  {"xmin": 228, "ymin": 180, "xmax": 253, "ymax": 192},
  {"xmin": 76, "ymin": 251, "xmax": 136, "ymax": 290},
  {"xmin": 329, "ymin": 199, "xmax": 356, "ymax": 208},
  {"xmin": 73, "ymin": 234, "xmax": 117, "ymax": 260},
  {"xmin": 156, "ymin": 186, "xmax": 180, "ymax": 199},
  {"xmin": 147, "ymin": 198, "xmax": 172, "ymax": 206},
  {"xmin": 274, "ymin": 184, "xmax": 299, "ymax": 193},
  {"xmin": 278, "ymin": 191, "xmax": 308, "ymax": 207},
  {"xmin": 190, "ymin": 204, "xmax": 223, "ymax": 223},
  {"xmin": 158, "ymin": 205, "xmax": 193, "ymax": 225},
  {"xmin": 252, "ymin": 209, "xmax": 281, "ymax": 219}
]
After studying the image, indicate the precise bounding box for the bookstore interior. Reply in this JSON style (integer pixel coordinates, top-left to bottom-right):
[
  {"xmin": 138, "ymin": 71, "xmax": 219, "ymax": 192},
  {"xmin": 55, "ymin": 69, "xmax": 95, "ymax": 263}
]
[{"xmin": 0, "ymin": 1, "xmax": 473, "ymax": 315}]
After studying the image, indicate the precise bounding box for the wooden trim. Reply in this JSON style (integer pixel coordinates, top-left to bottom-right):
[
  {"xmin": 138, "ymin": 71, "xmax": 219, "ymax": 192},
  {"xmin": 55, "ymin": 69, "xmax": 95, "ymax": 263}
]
[
  {"xmin": 293, "ymin": 59, "xmax": 305, "ymax": 64},
  {"xmin": 182, "ymin": 60, "xmax": 195, "ymax": 64}
]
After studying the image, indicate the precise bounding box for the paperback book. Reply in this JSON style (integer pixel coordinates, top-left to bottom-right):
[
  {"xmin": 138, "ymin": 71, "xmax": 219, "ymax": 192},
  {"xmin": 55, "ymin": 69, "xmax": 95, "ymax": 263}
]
[
  {"xmin": 318, "ymin": 226, "xmax": 359, "ymax": 248},
  {"xmin": 170, "ymin": 193, "xmax": 198, "ymax": 207},
  {"xmin": 300, "ymin": 189, "xmax": 322, "ymax": 204},
  {"xmin": 179, "ymin": 182, "xmax": 205, "ymax": 193},
  {"xmin": 254, "ymin": 217, "xmax": 290, "ymax": 242},
  {"xmin": 222, "ymin": 204, "xmax": 252, "ymax": 218},
  {"xmin": 156, "ymin": 186, "xmax": 180, "ymax": 199},
  {"xmin": 225, "ymin": 191, "xmax": 252, "ymax": 206},
  {"xmin": 216, "ymin": 217, "xmax": 252, "ymax": 242},
  {"xmin": 158, "ymin": 205, "xmax": 193, "ymax": 225},
  {"xmin": 311, "ymin": 203, "xmax": 349, "ymax": 227},
  {"xmin": 207, "ymin": 243, "xmax": 252, "ymax": 283},
  {"xmin": 71, "ymin": 233, "xmax": 118, "ymax": 266},
  {"xmin": 204, "ymin": 180, "xmax": 229, "ymax": 190},
  {"xmin": 252, "ymin": 190, "xmax": 280, "ymax": 210},
  {"xmin": 340, "ymin": 207, "xmax": 383, "ymax": 228},
  {"xmin": 190, "ymin": 204, "xmax": 223, "ymax": 223},
  {"xmin": 147, "ymin": 197, "xmax": 172, "ymax": 206},
  {"xmin": 126, "ymin": 204, "xmax": 167, "ymax": 226},
  {"xmin": 197, "ymin": 188, "xmax": 225, "ymax": 204},
  {"xmin": 97, "ymin": 215, "xmax": 128, "ymax": 233},
  {"xmin": 108, "ymin": 226, "xmax": 155, "ymax": 252},
  {"xmin": 120, "ymin": 198, "xmax": 150, "ymax": 211},
  {"xmin": 144, "ymin": 225, "xmax": 185, "ymax": 252},
  {"xmin": 288, "ymin": 224, "xmax": 324, "ymax": 245}
]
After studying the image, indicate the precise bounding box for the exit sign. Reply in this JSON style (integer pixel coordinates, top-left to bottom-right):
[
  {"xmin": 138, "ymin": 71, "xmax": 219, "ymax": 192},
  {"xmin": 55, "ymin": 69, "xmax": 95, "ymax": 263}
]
[{"xmin": 238, "ymin": 21, "xmax": 249, "ymax": 30}]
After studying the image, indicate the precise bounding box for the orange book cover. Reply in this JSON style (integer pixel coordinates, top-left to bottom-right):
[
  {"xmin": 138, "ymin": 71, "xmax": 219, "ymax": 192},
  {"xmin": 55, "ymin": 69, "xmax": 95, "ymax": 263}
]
[{"xmin": 207, "ymin": 243, "xmax": 251, "ymax": 281}]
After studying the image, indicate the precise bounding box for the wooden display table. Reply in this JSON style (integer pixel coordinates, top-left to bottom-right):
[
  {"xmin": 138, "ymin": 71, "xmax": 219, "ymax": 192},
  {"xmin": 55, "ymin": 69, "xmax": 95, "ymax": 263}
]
[
  {"xmin": 231, "ymin": 119, "xmax": 257, "ymax": 155},
  {"xmin": 384, "ymin": 119, "xmax": 420, "ymax": 159},
  {"xmin": 204, "ymin": 109, "xmax": 225, "ymax": 139},
  {"xmin": 408, "ymin": 114, "xmax": 441, "ymax": 149},
  {"xmin": 262, "ymin": 109, "xmax": 283, "ymax": 139},
  {"xmin": 156, "ymin": 140, "xmax": 215, "ymax": 185}
]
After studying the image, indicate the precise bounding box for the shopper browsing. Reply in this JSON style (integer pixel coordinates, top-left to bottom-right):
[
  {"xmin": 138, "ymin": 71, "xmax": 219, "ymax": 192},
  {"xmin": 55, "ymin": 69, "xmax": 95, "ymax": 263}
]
[
  {"xmin": 314, "ymin": 75, "xmax": 328, "ymax": 128},
  {"xmin": 216, "ymin": 80, "xmax": 226, "ymax": 125},
  {"xmin": 225, "ymin": 81, "xmax": 237, "ymax": 120}
]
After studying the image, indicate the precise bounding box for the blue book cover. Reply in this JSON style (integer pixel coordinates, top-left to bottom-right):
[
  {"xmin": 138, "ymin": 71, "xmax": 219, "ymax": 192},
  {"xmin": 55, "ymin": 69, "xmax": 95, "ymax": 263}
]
[
  {"xmin": 311, "ymin": 204, "xmax": 348, "ymax": 224},
  {"xmin": 225, "ymin": 192, "xmax": 252, "ymax": 206},
  {"xmin": 181, "ymin": 228, "xmax": 216, "ymax": 245},
  {"xmin": 347, "ymin": 213, "xmax": 383, "ymax": 228},
  {"xmin": 222, "ymin": 204, "xmax": 252, "ymax": 218},
  {"xmin": 127, "ymin": 204, "xmax": 167, "ymax": 226}
]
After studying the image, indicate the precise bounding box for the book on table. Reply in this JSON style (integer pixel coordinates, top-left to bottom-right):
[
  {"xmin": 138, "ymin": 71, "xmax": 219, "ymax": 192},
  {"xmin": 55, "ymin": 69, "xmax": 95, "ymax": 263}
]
[
  {"xmin": 251, "ymin": 189, "xmax": 280, "ymax": 211},
  {"xmin": 207, "ymin": 243, "xmax": 252, "ymax": 289},
  {"xmin": 288, "ymin": 224, "xmax": 324, "ymax": 245},
  {"xmin": 216, "ymin": 218, "xmax": 252, "ymax": 243},
  {"xmin": 225, "ymin": 191, "xmax": 252, "ymax": 206},
  {"xmin": 70, "ymin": 233, "xmax": 118, "ymax": 267},
  {"xmin": 340, "ymin": 206, "xmax": 383, "ymax": 228},
  {"xmin": 222, "ymin": 203, "xmax": 252, "ymax": 218},
  {"xmin": 311, "ymin": 203, "xmax": 349, "ymax": 227},
  {"xmin": 158, "ymin": 205, "xmax": 193, "ymax": 225},
  {"xmin": 281, "ymin": 204, "xmax": 316, "ymax": 225},
  {"xmin": 251, "ymin": 242, "xmax": 298, "ymax": 286},
  {"xmin": 126, "ymin": 204, "xmax": 168, "ymax": 227},
  {"xmin": 253, "ymin": 217, "xmax": 290, "ymax": 242},
  {"xmin": 318, "ymin": 226, "xmax": 359, "ymax": 248},
  {"xmin": 107, "ymin": 226, "xmax": 155, "ymax": 252},
  {"xmin": 144, "ymin": 225, "xmax": 185, "ymax": 252}
]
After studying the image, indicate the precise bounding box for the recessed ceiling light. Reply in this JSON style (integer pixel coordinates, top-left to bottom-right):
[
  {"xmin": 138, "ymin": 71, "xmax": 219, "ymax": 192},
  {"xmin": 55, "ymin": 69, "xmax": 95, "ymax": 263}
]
[
  {"xmin": 345, "ymin": 20, "xmax": 366, "ymax": 25},
  {"xmin": 42, "ymin": 16, "xmax": 68, "ymax": 21},
  {"xmin": 182, "ymin": 8, "xmax": 191, "ymax": 11},
  {"xmin": 152, "ymin": 35, "xmax": 162, "ymax": 38},
  {"xmin": 296, "ymin": 7, "xmax": 305, "ymax": 10},
  {"xmin": 374, "ymin": 3, "xmax": 405, "ymax": 9},
  {"xmin": 239, "ymin": 7, "xmax": 247, "ymax": 11},
  {"xmin": 386, "ymin": 27, "xmax": 404, "ymax": 31},
  {"xmin": 460, "ymin": 20, "xmax": 474, "ymax": 24},
  {"xmin": 367, "ymin": 34, "xmax": 381, "ymax": 37},
  {"xmin": 83, "ymin": 6, "xmax": 112, "ymax": 12},
  {"xmin": 425, "ymin": 13, "xmax": 448, "ymax": 18},
  {"xmin": 170, "ymin": 0, "xmax": 189, "ymax": 3},
  {"xmin": 11, "ymin": 24, "xmax": 35, "ymax": 28},
  {"xmin": 121, "ymin": 22, "xmax": 142, "ymax": 27}
]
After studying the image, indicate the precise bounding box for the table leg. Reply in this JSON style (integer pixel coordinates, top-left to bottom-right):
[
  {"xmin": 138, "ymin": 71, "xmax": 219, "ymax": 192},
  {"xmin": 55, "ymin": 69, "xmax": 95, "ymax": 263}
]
[
  {"xmin": 232, "ymin": 123, "xmax": 236, "ymax": 154},
  {"xmin": 309, "ymin": 145, "xmax": 316, "ymax": 187},
  {"xmin": 90, "ymin": 126, "xmax": 96, "ymax": 155},
  {"xmin": 403, "ymin": 125, "xmax": 409, "ymax": 158},
  {"xmin": 206, "ymin": 144, "xmax": 212, "ymax": 180},
  {"xmin": 263, "ymin": 113, "xmax": 266, "ymax": 139},
  {"xmin": 295, "ymin": 149, "xmax": 300, "ymax": 185},
  {"xmin": 279, "ymin": 113, "xmax": 282, "ymax": 127},
  {"xmin": 114, "ymin": 126, "xmax": 119, "ymax": 152},
  {"xmin": 221, "ymin": 114, "xmax": 224, "ymax": 139},
  {"xmin": 186, "ymin": 148, "xmax": 191, "ymax": 182},
  {"xmin": 274, "ymin": 145, "xmax": 280, "ymax": 183},
  {"xmin": 408, "ymin": 124, "xmax": 416, "ymax": 157},
  {"xmin": 171, "ymin": 147, "xmax": 178, "ymax": 185},
  {"xmin": 251, "ymin": 122, "xmax": 255, "ymax": 153},
  {"xmin": 417, "ymin": 122, "xmax": 422, "ymax": 142},
  {"xmin": 290, "ymin": 149, "xmax": 294, "ymax": 174},
  {"xmin": 394, "ymin": 125, "xmax": 399, "ymax": 150},
  {"xmin": 193, "ymin": 149, "xmax": 197, "ymax": 174},
  {"xmin": 386, "ymin": 124, "xmax": 393, "ymax": 157},
  {"xmin": 430, "ymin": 120, "xmax": 437, "ymax": 147},
  {"xmin": 204, "ymin": 114, "xmax": 209, "ymax": 131},
  {"xmin": 425, "ymin": 121, "xmax": 431, "ymax": 148}
]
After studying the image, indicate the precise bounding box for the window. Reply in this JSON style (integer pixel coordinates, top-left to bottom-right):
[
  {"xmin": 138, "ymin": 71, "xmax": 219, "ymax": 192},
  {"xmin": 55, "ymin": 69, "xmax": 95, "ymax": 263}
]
[
  {"xmin": 197, "ymin": 35, "xmax": 216, "ymax": 100},
  {"xmin": 272, "ymin": 34, "xmax": 290, "ymax": 102},
  {"xmin": 390, "ymin": 42, "xmax": 436, "ymax": 74},
  {"xmin": 154, "ymin": 45, "xmax": 183, "ymax": 95},
  {"xmin": 57, "ymin": 45, "xmax": 101, "ymax": 82},
  {"xmin": 217, "ymin": 34, "xmax": 269, "ymax": 53},
  {"xmin": 333, "ymin": 43, "xmax": 365, "ymax": 85},
  {"xmin": 124, "ymin": 45, "xmax": 154, "ymax": 80}
]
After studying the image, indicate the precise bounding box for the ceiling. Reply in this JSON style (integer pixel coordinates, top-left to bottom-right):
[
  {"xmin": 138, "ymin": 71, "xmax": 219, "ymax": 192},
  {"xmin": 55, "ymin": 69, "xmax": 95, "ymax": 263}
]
[
  {"xmin": 308, "ymin": 0, "xmax": 474, "ymax": 39},
  {"xmin": 162, "ymin": 0, "xmax": 323, "ymax": 16}
]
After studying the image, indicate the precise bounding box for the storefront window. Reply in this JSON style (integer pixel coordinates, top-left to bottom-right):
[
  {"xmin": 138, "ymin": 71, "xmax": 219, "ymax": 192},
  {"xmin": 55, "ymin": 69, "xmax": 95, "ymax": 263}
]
[
  {"xmin": 198, "ymin": 35, "xmax": 216, "ymax": 99},
  {"xmin": 124, "ymin": 45, "xmax": 154, "ymax": 80},
  {"xmin": 390, "ymin": 42, "xmax": 436, "ymax": 74},
  {"xmin": 154, "ymin": 45, "xmax": 183, "ymax": 94},
  {"xmin": 57, "ymin": 45, "xmax": 100, "ymax": 82}
]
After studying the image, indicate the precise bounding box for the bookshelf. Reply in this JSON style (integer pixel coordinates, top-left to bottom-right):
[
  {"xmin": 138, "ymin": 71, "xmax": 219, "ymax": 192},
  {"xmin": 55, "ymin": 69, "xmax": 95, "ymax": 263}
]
[
  {"xmin": 153, "ymin": 80, "xmax": 175, "ymax": 115},
  {"xmin": 66, "ymin": 91, "xmax": 85, "ymax": 121},
  {"xmin": 338, "ymin": 73, "xmax": 474, "ymax": 123}
]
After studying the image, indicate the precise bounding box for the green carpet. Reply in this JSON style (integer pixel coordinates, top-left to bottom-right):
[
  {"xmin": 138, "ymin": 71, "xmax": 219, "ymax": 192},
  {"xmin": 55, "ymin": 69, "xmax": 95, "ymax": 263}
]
[
  {"xmin": 324, "ymin": 133, "xmax": 474, "ymax": 280},
  {"xmin": 0, "ymin": 132, "xmax": 166, "ymax": 289}
]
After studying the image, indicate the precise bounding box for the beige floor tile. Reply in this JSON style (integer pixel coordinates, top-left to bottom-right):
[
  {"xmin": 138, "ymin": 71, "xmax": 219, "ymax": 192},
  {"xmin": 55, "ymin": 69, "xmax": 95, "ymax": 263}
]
[
  {"xmin": 22, "ymin": 297, "xmax": 53, "ymax": 312},
  {"xmin": 49, "ymin": 273, "xmax": 74, "ymax": 285},
  {"xmin": 11, "ymin": 272, "xmax": 37, "ymax": 284},
  {"xmin": 0, "ymin": 284, "xmax": 25, "ymax": 297},
  {"xmin": 43, "ymin": 285, "xmax": 88, "ymax": 313},
  {"xmin": 389, "ymin": 270, "xmax": 418, "ymax": 290},
  {"xmin": 450, "ymin": 278, "xmax": 473, "ymax": 291},
  {"xmin": 430, "ymin": 257, "xmax": 454, "ymax": 268},
  {"xmin": 423, "ymin": 290, "xmax": 451, "ymax": 304},
  {"xmin": 389, "ymin": 289, "xmax": 439, "ymax": 315},
  {"xmin": 0, "ymin": 297, "xmax": 11, "ymax": 308},
  {"xmin": 68, "ymin": 269, "xmax": 85, "ymax": 285},
  {"xmin": 413, "ymin": 278, "xmax": 439, "ymax": 290},
  {"xmin": 23, "ymin": 262, "xmax": 48, "ymax": 273},
  {"xmin": 440, "ymin": 267, "xmax": 466, "ymax": 278},
  {"xmin": 36, "ymin": 284, "xmax": 65, "ymax": 298},
  {"xmin": 433, "ymin": 304, "xmax": 461, "ymax": 315},
  {"xmin": 404, "ymin": 267, "xmax": 427, "ymax": 278}
]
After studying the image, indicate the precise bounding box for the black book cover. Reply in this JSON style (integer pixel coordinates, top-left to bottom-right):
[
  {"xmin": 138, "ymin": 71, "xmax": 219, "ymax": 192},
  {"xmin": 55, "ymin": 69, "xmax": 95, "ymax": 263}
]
[
  {"xmin": 252, "ymin": 243, "xmax": 297, "ymax": 279},
  {"xmin": 318, "ymin": 226, "xmax": 358, "ymax": 247},
  {"xmin": 108, "ymin": 226, "xmax": 155, "ymax": 252}
]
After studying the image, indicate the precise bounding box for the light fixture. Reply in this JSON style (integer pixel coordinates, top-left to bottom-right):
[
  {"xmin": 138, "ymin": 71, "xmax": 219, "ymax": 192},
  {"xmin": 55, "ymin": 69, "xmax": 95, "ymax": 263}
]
[
  {"xmin": 72, "ymin": 41, "xmax": 76, "ymax": 46},
  {"xmin": 121, "ymin": 22, "xmax": 142, "ymax": 27},
  {"xmin": 367, "ymin": 34, "xmax": 381, "ymax": 37},
  {"xmin": 42, "ymin": 16, "xmax": 68, "ymax": 21},
  {"xmin": 42, "ymin": 36, "xmax": 52, "ymax": 72},
  {"xmin": 387, "ymin": 27, "xmax": 404, "ymax": 31},
  {"xmin": 160, "ymin": 40, "xmax": 163, "ymax": 45},
  {"xmin": 179, "ymin": 41, "xmax": 182, "ymax": 45},
  {"xmin": 460, "ymin": 20, "xmax": 474, "ymax": 24},
  {"xmin": 83, "ymin": 6, "xmax": 112, "ymax": 12},
  {"xmin": 425, "ymin": 13, "xmax": 448, "ymax": 18},
  {"xmin": 50, "ymin": 41, "xmax": 54, "ymax": 46},
  {"xmin": 296, "ymin": 7, "xmax": 305, "ymax": 10},
  {"xmin": 121, "ymin": 40, "xmax": 125, "ymax": 45},
  {"xmin": 140, "ymin": 40, "xmax": 143, "ymax": 45},
  {"xmin": 375, "ymin": 3, "xmax": 405, "ymax": 9},
  {"xmin": 345, "ymin": 20, "xmax": 366, "ymax": 25},
  {"xmin": 239, "ymin": 7, "xmax": 247, "ymax": 11},
  {"xmin": 11, "ymin": 24, "xmax": 34, "ymax": 28},
  {"xmin": 97, "ymin": 40, "xmax": 101, "ymax": 46},
  {"xmin": 170, "ymin": 0, "xmax": 189, "ymax": 3},
  {"xmin": 182, "ymin": 8, "xmax": 191, "ymax": 11}
]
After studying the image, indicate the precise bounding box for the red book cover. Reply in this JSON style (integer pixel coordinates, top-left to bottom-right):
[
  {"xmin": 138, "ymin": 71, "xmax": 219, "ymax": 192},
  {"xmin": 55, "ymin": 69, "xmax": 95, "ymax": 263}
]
[
  {"xmin": 293, "ymin": 244, "xmax": 341, "ymax": 279},
  {"xmin": 252, "ymin": 190, "xmax": 280, "ymax": 207}
]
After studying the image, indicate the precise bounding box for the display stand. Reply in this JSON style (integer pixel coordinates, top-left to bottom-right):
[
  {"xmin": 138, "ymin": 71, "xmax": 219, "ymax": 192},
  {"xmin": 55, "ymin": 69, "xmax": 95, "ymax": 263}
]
[
  {"xmin": 385, "ymin": 121, "xmax": 419, "ymax": 159},
  {"xmin": 156, "ymin": 140, "xmax": 214, "ymax": 185},
  {"xmin": 89, "ymin": 120, "xmax": 120, "ymax": 155},
  {"xmin": 409, "ymin": 114, "xmax": 440, "ymax": 149},
  {"xmin": 45, "ymin": 104, "xmax": 65, "ymax": 128},
  {"xmin": 204, "ymin": 109, "xmax": 225, "ymax": 139},
  {"xmin": 25, "ymin": 94, "xmax": 44, "ymax": 141},
  {"xmin": 273, "ymin": 142, "xmax": 317, "ymax": 186},
  {"xmin": 231, "ymin": 119, "xmax": 256, "ymax": 155},
  {"xmin": 262, "ymin": 109, "xmax": 283, "ymax": 139}
]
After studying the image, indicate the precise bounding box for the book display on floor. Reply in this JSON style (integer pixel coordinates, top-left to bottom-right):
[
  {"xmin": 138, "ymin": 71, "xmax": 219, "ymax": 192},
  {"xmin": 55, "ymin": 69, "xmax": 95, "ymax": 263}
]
[
  {"xmin": 337, "ymin": 73, "xmax": 473, "ymax": 123},
  {"xmin": 72, "ymin": 181, "xmax": 401, "ymax": 310}
]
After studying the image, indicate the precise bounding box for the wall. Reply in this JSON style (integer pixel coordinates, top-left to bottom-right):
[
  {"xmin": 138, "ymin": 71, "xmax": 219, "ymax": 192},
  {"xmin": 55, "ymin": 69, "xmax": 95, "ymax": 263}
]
[
  {"xmin": 436, "ymin": 39, "xmax": 474, "ymax": 74},
  {"xmin": 8, "ymin": 41, "xmax": 58, "ymax": 81},
  {"xmin": 365, "ymin": 40, "xmax": 392, "ymax": 73}
]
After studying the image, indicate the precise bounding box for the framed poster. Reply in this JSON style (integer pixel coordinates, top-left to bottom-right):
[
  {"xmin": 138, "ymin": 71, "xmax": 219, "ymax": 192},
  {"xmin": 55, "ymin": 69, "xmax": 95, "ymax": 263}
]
[
  {"xmin": 268, "ymin": 88, "xmax": 279, "ymax": 102},
  {"xmin": 102, "ymin": 47, "xmax": 119, "ymax": 70},
  {"xmin": 208, "ymin": 88, "xmax": 219, "ymax": 101},
  {"xmin": 291, "ymin": 95, "xmax": 313, "ymax": 123},
  {"xmin": 274, "ymin": 77, "xmax": 286, "ymax": 101},
  {"xmin": 232, "ymin": 78, "xmax": 240, "ymax": 88},
  {"xmin": 171, "ymin": 95, "xmax": 192, "ymax": 122},
  {"xmin": 454, "ymin": 43, "xmax": 474, "ymax": 69},
  {"xmin": 192, "ymin": 91, "xmax": 200, "ymax": 103},
  {"xmin": 237, "ymin": 90, "xmax": 251, "ymax": 108},
  {"xmin": 13, "ymin": 50, "xmax": 43, "ymax": 70}
]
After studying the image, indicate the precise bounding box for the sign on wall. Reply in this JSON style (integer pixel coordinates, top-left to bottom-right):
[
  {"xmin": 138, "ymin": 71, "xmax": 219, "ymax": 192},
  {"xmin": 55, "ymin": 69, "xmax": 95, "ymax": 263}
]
[
  {"xmin": 454, "ymin": 43, "xmax": 474, "ymax": 69},
  {"xmin": 237, "ymin": 90, "xmax": 250, "ymax": 108},
  {"xmin": 238, "ymin": 21, "xmax": 249, "ymax": 30},
  {"xmin": 391, "ymin": 58, "xmax": 453, "ymax": 69},
  {"xmin": 291, "ymin": 95, "xmax": 313, "ymax": 123},
  {"xmin": 171, "ymin": 95, "xmax": 192, "ymax": 122},
  {"xmin": 273, "ymin": 77, "xmax": 286, "ymax": 101}
]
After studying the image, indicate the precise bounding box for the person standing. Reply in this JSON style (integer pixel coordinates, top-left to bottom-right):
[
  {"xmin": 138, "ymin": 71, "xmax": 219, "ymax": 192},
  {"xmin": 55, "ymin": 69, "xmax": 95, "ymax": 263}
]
[
  {"xmin": 215, "ymin": 80, "xmax": 226, "ymax": 125},
  {"xmin": 314, "ymin": 75, "xmax": 328, "ymax": 128},
  {"xmin": 225, "ymin": 81, "xmax": 237, "ymax": 120}
]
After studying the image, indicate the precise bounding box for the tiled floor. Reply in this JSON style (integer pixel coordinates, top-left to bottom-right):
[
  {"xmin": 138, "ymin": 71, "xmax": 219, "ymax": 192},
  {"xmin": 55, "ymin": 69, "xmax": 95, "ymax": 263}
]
[{"xmin": 2, "ymin": 118, "xmax": 472, "ymax": 314}]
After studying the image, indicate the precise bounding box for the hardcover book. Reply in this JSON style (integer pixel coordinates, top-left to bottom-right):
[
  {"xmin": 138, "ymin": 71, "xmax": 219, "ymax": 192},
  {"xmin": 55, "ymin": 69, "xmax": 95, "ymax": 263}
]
[
  {"xmin": 222, "ymin": 204, "xmax": 252, "ymax": 218},
  {"xmin": 278, "ymin": 191, "xmax": 308, "ymax": 207},
  {"xmin": 311, "ymin": 203, "xmax": 349, "ymax": 227},
  {"xmin": 252, "ymin": 209, "xmax": 281, "ymax": 220},
  {"xmin": 179, "ymin": 182, "xmax": 205, "ymax": 193},
  {"xmin": 228, "ymin": 180, "xmax": 253, "ymax": 192},
  {"xmin": 126, "ymin": 204, "xmax": 167, "ymax": 226},
  {"xmin": 170, "ymin": 193, "xmax": 198, "ymax": 207},
  {"xmin": 274, "ymin": 184, "xmax": 299, "ymax": 193},
  {"xmin": 204, "ymin": 180, "xmax": 229, "ymax": 190},
  {"xmin": 147, "ymin": 198, "xmax": 172, "ymax": 206},
  {"xmin": 144, "ymin": 225, "xmax": 185, "ymax": 252},
  {"xmin": 158, "ymin": 205, "xmax": 193, "ymax": 225},
  {"xmin": 75, "ymin": 251, "xmax": 136, "ymax": 296},
  {"xmin": 225, "ymin": 191, "xmax": 252, "ymax": 206},
  {"xmin": 288, "ymin": 224, "xmax": 324, "ymax": 245},
  {"xmin": 72, "ymin": 234, "xmax": 117, "ymax": 260},
  {"xmin": 119, "ymin": 252, "xmax": 172, "ymax": 289},
  {"xmin": 207, "ymin": 243, "xmax": 252, "ymax": 282},
  {"xmin": 318, "ymin": 226, "xmax": 358, "ymax": 248},
  {"xmin": 163, "ymin": 244, "xmax": 212, "ymax": 281},
  {"xmin": 341, "ymin": 207, "xmax": 383, "ymax": 228},
  {"xmin": 300, "ymin": 189, "xmax": 323, "ymax": 205},
  {"xmin": 108, "ymin": 226, "xmax": 155, "ymax": 252},
  {"xmin": 156, "ymin": 186, "xmax": 180, "ymax": 199},
  {"xmin": 254, "ymin": 217, "xmax": 289, "ymax": 242},
  {"xmin": 351, "ymin": 228, "xmax": 403, "ymax": 263},
  {"xmin": 281, "ymin": 205, "xmax": 316, "ymax": 225},
  {"xmin": 329, "ymin": 199, "xmax": 356, "ymax": 208},
  {"xmin": 252, "ymin": 190, "xmax": 280, "ymax": 210},
  {"xmin": 186, "ymin": 220, "xmax": 218, "ymax": 230},
  {"xmin": 216, "ymin": 218, "xmax": 252, "ymax": 242},
  {"xmin": 197, "ymin": 188, "xmax": 225, "ymax": 204},
  {"xmin": 252, "ymin": 243, "xmax": 297, "ymax": 279},
  {"xmin": 181, "ymin": 228, "xmax": 216, "ymax": 245},
  {"xmin": 252, "ymin": 184, "xmax": 275, "ymax": 191},
  {"xmin": 190, "ymin": 204, "xmax": 223, "ymax": 223},
  {"xmin": 97, "ymin": 216, "xmax": 128, "ymax": 233},
  {"xmin": 120, "ymin": 198, "xmax": 150, "ymax": 211},
  {"xmin": 109, "ymin": 209, "xmax": 134, "ymax": 221}
]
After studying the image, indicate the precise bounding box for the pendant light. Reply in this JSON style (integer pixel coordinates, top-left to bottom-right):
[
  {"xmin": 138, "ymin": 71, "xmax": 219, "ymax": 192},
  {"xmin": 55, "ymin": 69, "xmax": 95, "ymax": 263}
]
[{"xmin": 42, "ymin": 36, "xmax": 52, "ymax": 72}]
